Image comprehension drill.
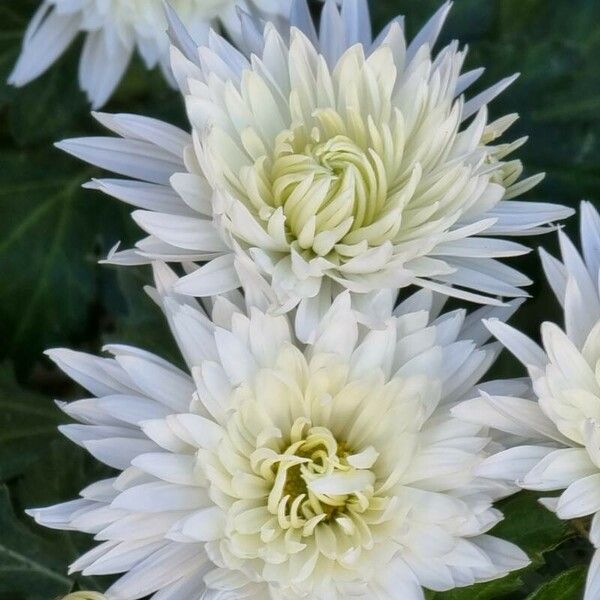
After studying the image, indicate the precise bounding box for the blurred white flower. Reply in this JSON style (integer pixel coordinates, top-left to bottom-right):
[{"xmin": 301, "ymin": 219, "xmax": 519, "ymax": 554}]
[
  {"xmin": 9, "ymin": 0, "xmax": 290, "ymax": 108},
  {"xmin": 453, "ymin": 201, "xmax": 600, "ymax": 600},
  {"xmin": 30, "ymin": 263, "xmax": 528, "ymax": 600},
  {"xmin": 57, "ymin": 0, "xmax": 572, "ymax": 340}
]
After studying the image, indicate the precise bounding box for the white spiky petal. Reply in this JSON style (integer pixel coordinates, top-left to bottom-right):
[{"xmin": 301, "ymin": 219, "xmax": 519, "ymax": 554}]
[
  {"xmin": 9, "ymin": 0, "xmax": 291, "ymax": 108},
  {"xmin": 29, "ymin": 263, "xmax": 529, "ymax": 600},
  {"xmin": 57, "ymin": 0, "xmax": 572, "ymax": 340},
  {"xmin": 453, "ymin": 201, "xmax": 600, "ymax": 600}
]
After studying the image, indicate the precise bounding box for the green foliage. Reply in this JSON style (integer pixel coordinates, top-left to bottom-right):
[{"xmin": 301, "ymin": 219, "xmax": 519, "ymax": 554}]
[
  {"xmin": 0, "ymin": 150, "xmax": 126, "ymax": 373},
  {"xmin": 0, "ymin": 438, "xmax": 114, "ymax": 599},
  {"xmin": 0, "ymin": 484, "xmax": 72, "ymax": 599},
  {"xmin": 0, "ymin": 0, "xmax": 598, "ymax": 598},
  {"xmin": 524, "ymin": 566, "xmax": 586, "ymax": 599},
  {"xmin": 493, "ymin": 492, "xmax": 570, "ymax": 559},
  {"xmin": 0, "ymin": 364, "xmax": 63, "ymax": 480},
  {"xmin": 0, "ymin": 3, "xmax": 186, "ymax": 375}
]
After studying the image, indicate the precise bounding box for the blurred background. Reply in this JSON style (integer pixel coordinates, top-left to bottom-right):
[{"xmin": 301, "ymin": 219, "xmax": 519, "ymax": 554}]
[{"xmin": 0, "ymin": 0, "xmax": 598, "ymax": 597}]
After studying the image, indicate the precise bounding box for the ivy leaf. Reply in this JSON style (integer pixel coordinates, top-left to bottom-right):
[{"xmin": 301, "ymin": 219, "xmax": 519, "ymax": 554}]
[
  {"xmin": 0, "ymin": 1, "xmax": 134, "ymax": 373},
  {"xmin": 433, "ymin": 576, "xmax": 523, "ymax": 600},
  {"xmin": 0, "ymin": 484, "xmax": 73, "ymax": 600},
  {"xmin": 0, "ymin": 150, "xmax": 130, "ymax": 372},
  {"xmin": 492, "ymin": 492, "xmax": 570, "ymax": 559},
  {"xmin": 10, "ymin": 439, "xmax": 115, "ymax": 598},
  {"xmin": 0, "ymin": 363, "xmax": 63, "ymax": 480},
  {"xmin": 525, "ymin": 566, "xmax": 586, "ymax": 599}
]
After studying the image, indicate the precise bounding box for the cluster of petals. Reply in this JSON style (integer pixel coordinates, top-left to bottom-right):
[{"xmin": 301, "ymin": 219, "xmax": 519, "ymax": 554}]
[
  {"xmin": 56, "ymin": 0, "xmax": 572, "ymax": 341},
  {"xmin": 14, "ymin": 1, "xmax": 594, "ymax": 598},
  {"xmin": 29, "ymin": 263, "xmax": 530, "ymax": 600},
  {"xmin": 455, "ymin": 202, "xmax": 600, "ymax": 599},
  {"xmin": 9, "ymin": 0, "xmax": 290, "ymax": 108}
]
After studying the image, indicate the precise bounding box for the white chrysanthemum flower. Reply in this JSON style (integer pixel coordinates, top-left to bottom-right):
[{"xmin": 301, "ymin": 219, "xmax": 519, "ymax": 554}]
[
  {"xmin": 57, "ymin": 0, "xmax": 572, "ymax": 338},
  {"xmin": 453, "ymin": 201, "xmax": 600, "ymax": 600},
  {"xmin": 29, "ymin": 263, "xmax": 528, "ymax": 600},
  {"xmin": 9, "ymin": 0, "xmax": 290, "ymax": 108}
]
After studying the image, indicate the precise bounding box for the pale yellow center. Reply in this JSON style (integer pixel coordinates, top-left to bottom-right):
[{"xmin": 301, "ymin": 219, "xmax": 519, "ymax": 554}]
[{"xmin": 266, "ymin": 419, "xmax": 366, "ymax": 530}]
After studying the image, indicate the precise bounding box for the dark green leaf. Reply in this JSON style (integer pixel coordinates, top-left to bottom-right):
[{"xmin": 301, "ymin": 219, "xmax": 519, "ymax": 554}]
[
  {"xmin": 525, "ymin": 566, "xmax": 586, "ymax": 599},
  {"xmin": 0, "ymin": 363, "xmax": 63, "ymax": 479},
  {"xmin": 493, "ymin": 492, "xmax": 570, "ymax": 559},
  {"xmin": 0, "ymin": 149, "xmax": 130, "ymax": 372},
  {"xmin": 0, "ymin": 484, "xmax": 72, "ymax": 599},
  {"xmin": 11, "ymin": 439, "xmax": 115, "ymax": 597},
  {"xmin": 434, "ymin": 575, "xmax": 524, "ymax": 600}
]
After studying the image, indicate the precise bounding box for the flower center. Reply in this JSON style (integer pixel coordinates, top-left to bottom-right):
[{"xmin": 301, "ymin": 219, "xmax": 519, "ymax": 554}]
[
  {"xmin": 267, "ymin": 131, "xmax": 391, "ymax": 256},
  {"xmin": 267, "ymin": 419, "xmax": 369, "ymax": 528},
  {"xmin": 210, "ymin": 375, "xmax": 399, "ymax": 583}
]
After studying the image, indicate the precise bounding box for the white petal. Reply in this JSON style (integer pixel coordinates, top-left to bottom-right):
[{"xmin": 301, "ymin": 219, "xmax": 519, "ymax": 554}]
[
  {"xmin": 86, "ymin": 178, "xmax": 189, "ymax": 214},
  {"xmin": 585, "ymin": 549, "xmax": 600, "ymax": 600},
  {"xmin": 484, "ymin": 318, "xmax": 547, "ymax": 369},
  {"xmin": 83, "ymin": 438, "xmax": 159, "ymax": 470},
  {"xmin": 523, "ymin": 448, "xmax": 598, "ymax": 491},
  {"xmin": 406, "ymin": 1, "xmax": 451, "ymax": 62},
  {"xmin": 309, "ymin": 470, "xmax": 375, "ymax": 495},
  {"xmin": 79, "ymin": 31, "xmax": 132, "ymax": 109},
  {"xmin": 107, "ymin": 543, "xmax": 204, "ymax": 598},
  {"xmin": 179, "ymin": 506, "xmax": 225, "ymax": 541},
  {"xmin": 45, "ymin": 349, "xmax": 131, "ymax": 397},
  {"xmin": 93, "ymin": 112, "xmax": 190, "ymax": 157},
  {"xmin": 9, "ymin": 7, "xmax": 80, "ymax": 86},
  {"xmin": 462, "ymin": 74, "xmax": 519, "ymax": 121},
  {"xmin": 56, "ymin": 138, "xmax": 181, "ymax": 185},
  {"xmin": 112, "ymin": 482, "xmax": 210, "ymax": 513},
  {"xmin": 131, "ymin": 453, "xmax": 199, "ymax": 486},
  {"xmin": 476, "ymin": 446, "xmax": 554, "ymax": 482},
  {"xmin": 556, "ymin": 473, "xmax": 600, "ymax": 519},
  {"xmin": 175, "ymin": 255, "xmax": 239, "ymax": 296},
  {"xmin": 115, "ymin": 354, "xmax": 194, "ymax": 412},
  {"xmin": 133, "ymin": 211, "xmax": 228, "ymax": 252},
  {"xmin": 581, "ymin": 201, "xmax": 600, "ymax": 278},
  {"xmin": 214, "ymin": 327, "xmax": 258, "ymax": 385}
]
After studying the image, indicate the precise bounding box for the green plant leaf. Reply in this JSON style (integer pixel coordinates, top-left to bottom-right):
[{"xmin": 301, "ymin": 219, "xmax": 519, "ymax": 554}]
[
  {"xmin": 493, "ymin": 492, "xmax": 570, "ymax": 559},
  {"xmin": 0, "ymin": 484, "xmax": 72, "ymax": 599},
  {"xmin": 525, "ymin": 566, "xmax": 586, "ymax": 599},
  {"xmin": 0, "ymin": 150, "xmax": 131, "ymax": 372},
  {"xmin": 11, "ymin": 439, "xmax": 115, "ymax": 598},
  {"xmin": 0, "ymin": 363, "xmax": 63, "ymax": 480}
]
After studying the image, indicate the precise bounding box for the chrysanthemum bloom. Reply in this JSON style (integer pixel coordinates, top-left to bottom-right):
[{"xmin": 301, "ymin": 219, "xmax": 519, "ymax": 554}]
[
  {"xmin": 57, "ymin": 0, "xmax": 572, "ymax": 339},
  {"xmin": 9, "ymin": 0, "xmax": 290, "ymax": 108},
  {"xmin": 29, "ymin": 263, "xmax": 528, "ymax": 600},
  {"xmin": 453, "ymin": 201, "xmax": 600, "ymax": 599}
]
